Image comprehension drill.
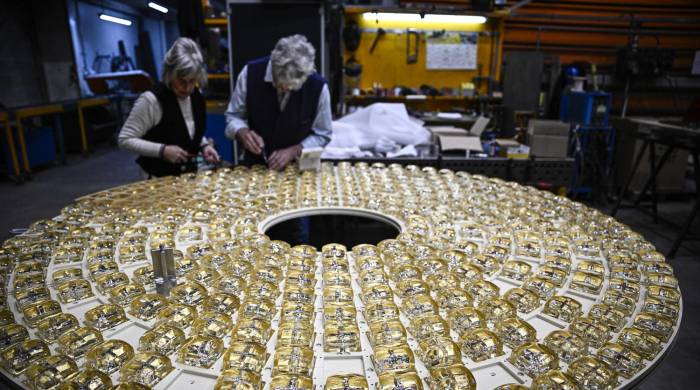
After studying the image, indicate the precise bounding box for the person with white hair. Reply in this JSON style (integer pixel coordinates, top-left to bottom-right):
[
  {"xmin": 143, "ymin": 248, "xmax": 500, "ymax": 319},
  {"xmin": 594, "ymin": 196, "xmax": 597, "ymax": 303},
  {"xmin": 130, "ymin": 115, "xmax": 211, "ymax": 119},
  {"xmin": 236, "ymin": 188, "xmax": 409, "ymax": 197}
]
[
  {"xmin": 225, "ymin": 34, "xmax": 332, "ymax": 170},
  {"xmin": 118, "ymin": 37, "xmax": 220, "ymax": 177}
]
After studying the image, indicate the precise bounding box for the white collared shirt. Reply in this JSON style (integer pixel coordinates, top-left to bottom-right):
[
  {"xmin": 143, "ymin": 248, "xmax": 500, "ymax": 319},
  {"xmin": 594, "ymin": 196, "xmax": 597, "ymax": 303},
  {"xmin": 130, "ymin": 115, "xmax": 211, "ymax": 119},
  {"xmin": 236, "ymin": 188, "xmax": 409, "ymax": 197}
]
[{"xmin": 224, "ymin": 61, "xmax": 332, "ymax": 149}]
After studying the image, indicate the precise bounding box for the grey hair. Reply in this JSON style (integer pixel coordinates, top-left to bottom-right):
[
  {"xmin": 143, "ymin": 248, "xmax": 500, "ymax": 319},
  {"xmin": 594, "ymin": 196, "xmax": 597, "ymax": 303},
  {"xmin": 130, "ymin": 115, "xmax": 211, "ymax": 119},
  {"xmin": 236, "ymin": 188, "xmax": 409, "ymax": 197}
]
[
  {"xmin": 162, "ymin": 37, "xmax": 207, "ymax": 88},
  {"xmin": 270, "ymin": 34, "xmax": 316, "ymax": 90}
]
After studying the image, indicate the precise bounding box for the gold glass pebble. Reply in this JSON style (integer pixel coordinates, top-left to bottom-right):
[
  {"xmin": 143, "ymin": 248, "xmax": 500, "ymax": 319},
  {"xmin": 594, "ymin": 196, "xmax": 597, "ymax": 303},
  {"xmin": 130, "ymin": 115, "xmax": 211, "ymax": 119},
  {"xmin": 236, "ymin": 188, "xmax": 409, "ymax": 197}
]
[
  {"xmin": 84, "ymin": 304, "xmax": 128, "ymax": 330},
  {"xmin": 22, "ymin": 300, "xmax": 62, "ymax": 328},
  {"xmin": 232, "ymin": 317, "xmax": 272, "ymax": 345},
  {"xmin": 569, "ymin": 317, "xmax": 610, "ymax": 349},
  {"xmin": 418, "ymin": 337, "xmax": 462, "ymax": 368},
  {"xmin": 119, "ymin": 351, "xmax": 173, "ymax": 387},
  {"xmin": 57, "ymin": 368, "xmax": 112, "ymax": 390},
  {"xmin": 567, "ymin": 356, "xmax": 618, "ymax": 390},
  {"xmin": 0, "ymin": 324, "xmax": 29, "ymax": 350},
  {"xmin": 215, "ymin": 368, "xmax": 262, "ymax": 390},
  {"xmin": 633, "ymin": 312, "xmax": 673, "ymax": 341},
  {"xmin": 543, "ymin": 330, "xmax": 588, "ymax": 363},
  {"xmin": 139, "ymin": 323, "xmax": 187, "ymax": 356},
  {"xmin": 268, "ymin": 374, "xmax": 313, "ymax": 390},
  {"xmin": 495, "ymin": 317, "xmax": 537, "ymax": 349},
  {"xmin": 504, "ymin": 288, "xmax": 541, "ymax": 313},
  {"xmin": 617, "ymin": 327, "xmax": 661, "ymax": 360},
  {"xmin": 324, "ymin": 322, "xmax": 361, "ymax": 353},
  {"xmin": 508, "ymin": 342, "xmax": 559, "ymax": 378},
  {"xmin": 531, "ymin": 369, "xmax": 579, "ymax": 390},
  {"xmin": 428, "ymin": 364, "xmax": 476, "ymax": 390},
  {"xmin": 85, "ymin": 339, "xmax": 134, "ymax": 373},
  {"xmin": 178, "ymin": 335, "xmax": 224, "ymax": 368},
  {"xmin": 272, "ymin": 346, "xmax": 314, "ymax": 376},
  {"xmin": 373, "ymin": 344, "xmax": 415, "ymax": 374},
  {"xmin": 107, "ymin": 282, "xmax": 146, "ymax": 306},
  {"xmin": 224, "ymin": 341, "xmax": 268, "ymax": 372},
  {"xmin": 24, "ymin": 354, "xmax": 79, "ymax": 390},
  {"xmin": 95, "ymin": 272, "xmax": 130, "ymax": 294},
  {"xmin": 597, "ymin": 342, "xmax": 643, "ymax": 379},
  {"xmin": 155, "ymin": 303, "xmax": 197, "ymax": 328},
  {"xmin": 460, "ymin": 329, "xmax": 504, "ymax": 362},
  {"xmin": 1, "ymin": 339, "xmax": 51, "ymax": 375}
]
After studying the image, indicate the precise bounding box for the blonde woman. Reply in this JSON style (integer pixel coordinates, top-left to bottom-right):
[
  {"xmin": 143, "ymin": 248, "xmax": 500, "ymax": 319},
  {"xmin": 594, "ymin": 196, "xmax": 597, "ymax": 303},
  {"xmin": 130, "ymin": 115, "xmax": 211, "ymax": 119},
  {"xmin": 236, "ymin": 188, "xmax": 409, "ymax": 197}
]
[{"xmin": 119, "ymin": 37, "xmax": 219, "ymax": 177}]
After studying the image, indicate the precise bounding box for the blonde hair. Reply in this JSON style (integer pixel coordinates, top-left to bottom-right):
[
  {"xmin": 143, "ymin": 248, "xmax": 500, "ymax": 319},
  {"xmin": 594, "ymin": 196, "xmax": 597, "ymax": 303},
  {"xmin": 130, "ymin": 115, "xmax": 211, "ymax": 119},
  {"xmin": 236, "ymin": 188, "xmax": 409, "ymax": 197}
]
[
  {"xmin": 162, "ymin": 37, "xmax": 207, "ymax": 88},
  {"xmin": 270, "ymin": 34, "xmax": 316, "ymax": 90}
]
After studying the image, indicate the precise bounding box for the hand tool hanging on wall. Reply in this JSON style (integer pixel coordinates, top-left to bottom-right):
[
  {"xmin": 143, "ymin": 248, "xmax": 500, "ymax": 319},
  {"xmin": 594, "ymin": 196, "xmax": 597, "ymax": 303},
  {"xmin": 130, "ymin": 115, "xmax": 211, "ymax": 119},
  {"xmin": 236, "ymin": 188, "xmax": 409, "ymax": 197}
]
[
  {"xmin": 344, "ymin": 56, "xmax": 363, "ymax": 77},
  {"xmin": 343, "ymin": 21, "xmax": 362, "ymax": 52},
  {"xmin": 406, "ymin": 29, "xmax": 419, "ymax": 64},
  {"xmin": 369, "ymin": 28, "xmax": 386, "ymax": 54}
]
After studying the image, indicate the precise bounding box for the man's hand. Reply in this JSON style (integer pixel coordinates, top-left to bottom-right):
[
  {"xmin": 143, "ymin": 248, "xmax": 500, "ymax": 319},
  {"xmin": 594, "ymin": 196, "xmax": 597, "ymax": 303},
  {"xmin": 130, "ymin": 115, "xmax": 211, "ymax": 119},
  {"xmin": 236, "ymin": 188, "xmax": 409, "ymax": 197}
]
[
  {"xmin": 236, "ymin": 128, "xmax": 264, "ymax": 155},
  {"xmin": 202, "ymin": 144, "xmax": 220, "ymax": 164},
  {"xmin": 162, "ymin": 145, "xmax": 189, "ymax": 163},
  {"xmin": 269, "ymin": 144, "xmax": 302, "ymax": 171}
]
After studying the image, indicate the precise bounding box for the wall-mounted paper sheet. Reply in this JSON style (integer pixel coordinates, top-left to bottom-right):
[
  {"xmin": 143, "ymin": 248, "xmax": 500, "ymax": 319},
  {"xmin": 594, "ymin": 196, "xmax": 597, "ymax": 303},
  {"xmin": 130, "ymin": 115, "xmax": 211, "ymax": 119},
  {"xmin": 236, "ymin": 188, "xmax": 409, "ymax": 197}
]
[{"xmin": 426, "ymin": 32, "xmax": 477, "ymax": 70}]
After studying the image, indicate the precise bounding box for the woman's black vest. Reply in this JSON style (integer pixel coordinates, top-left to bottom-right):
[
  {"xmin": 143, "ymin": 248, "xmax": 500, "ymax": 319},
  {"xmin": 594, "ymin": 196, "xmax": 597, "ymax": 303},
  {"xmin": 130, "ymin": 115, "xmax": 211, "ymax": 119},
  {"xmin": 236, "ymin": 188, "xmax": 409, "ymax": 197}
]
[{"xmin": 136, "ymin": 83, "xmax": 206, "ymax": 177}]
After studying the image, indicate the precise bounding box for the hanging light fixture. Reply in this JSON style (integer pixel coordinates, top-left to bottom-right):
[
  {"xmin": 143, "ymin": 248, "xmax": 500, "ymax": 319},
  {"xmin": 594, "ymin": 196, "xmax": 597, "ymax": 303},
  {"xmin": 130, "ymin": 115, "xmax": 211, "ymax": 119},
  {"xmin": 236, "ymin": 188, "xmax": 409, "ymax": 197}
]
[
  {"xmin": 362, "ymin": 12, "xmax": 487, "ymax": 24},
  {"xmin": 99, "ymin": 13, "xmax": 132, "ymax": 26},
  {"xmin": 148, "ymin": 2, "xmax": 169, "ymax": 14}
]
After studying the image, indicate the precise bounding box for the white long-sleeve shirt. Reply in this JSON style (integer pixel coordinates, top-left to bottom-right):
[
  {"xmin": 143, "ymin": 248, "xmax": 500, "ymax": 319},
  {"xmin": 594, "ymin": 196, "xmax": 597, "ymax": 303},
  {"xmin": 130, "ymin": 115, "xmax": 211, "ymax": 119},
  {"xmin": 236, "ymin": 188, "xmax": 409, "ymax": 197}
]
[
  {"xmin": 224, "ymin": 61, "xmax": 332, "ymax": 149},
  {"xmin": 118, "ymin": 91, "xmax": 207, "ymax": 157}
]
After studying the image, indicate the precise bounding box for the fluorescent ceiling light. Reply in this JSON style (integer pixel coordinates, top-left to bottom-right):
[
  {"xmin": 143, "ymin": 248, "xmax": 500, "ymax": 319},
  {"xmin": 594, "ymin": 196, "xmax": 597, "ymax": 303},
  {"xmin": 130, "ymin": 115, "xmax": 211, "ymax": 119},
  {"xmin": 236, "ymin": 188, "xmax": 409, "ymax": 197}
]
[
  {"xmin": 148, "ymin": 2, "xmax": 168, "ymax": 13},
  {"xmin": 362, "ymin": 12, "xmax": 487, "ymax": 24},
  {"xmin": 99, "ymin": 13, "xmax": 132, "ymax": 26},
  {"xmin": 423, "ymin": 14, "xmax": 487, "ymax": 23}
]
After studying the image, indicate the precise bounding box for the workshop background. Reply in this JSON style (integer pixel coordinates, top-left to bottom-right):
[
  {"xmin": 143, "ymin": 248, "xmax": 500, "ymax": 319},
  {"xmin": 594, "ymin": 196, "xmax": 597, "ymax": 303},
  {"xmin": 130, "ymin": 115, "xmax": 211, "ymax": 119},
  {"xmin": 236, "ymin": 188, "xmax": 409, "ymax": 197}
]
[{"xmin": 0, "ymin": 0, "xmax": 699, "ymax": 389}]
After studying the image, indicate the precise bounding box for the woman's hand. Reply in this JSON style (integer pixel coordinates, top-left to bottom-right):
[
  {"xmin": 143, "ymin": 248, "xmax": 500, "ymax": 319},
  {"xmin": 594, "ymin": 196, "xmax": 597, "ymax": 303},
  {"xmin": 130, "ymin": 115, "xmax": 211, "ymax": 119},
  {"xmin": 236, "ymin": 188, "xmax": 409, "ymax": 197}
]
[
  {"xmin": 203, "ymin": 144, "xmax": 220, "ymax": 164},
  {"xmin": 162, "ymin": 145, "xmax": 189, "ymax": 163},
  {"xmin": 269, "ymin": 144, "xmax": 302, "ymax": 171},
  {"xmin": 236, "ymin": 128, "xmax": 265, "ymax": 155}
]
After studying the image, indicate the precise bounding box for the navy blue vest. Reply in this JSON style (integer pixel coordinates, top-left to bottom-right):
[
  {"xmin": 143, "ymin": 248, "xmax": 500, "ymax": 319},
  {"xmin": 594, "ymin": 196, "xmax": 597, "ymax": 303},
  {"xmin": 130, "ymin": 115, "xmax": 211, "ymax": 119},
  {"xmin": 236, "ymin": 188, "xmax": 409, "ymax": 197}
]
[
  {"xmin": 244, "ymin": 56, "xmax": 325, "ymax": 165},
  {"xmin": 136, "ymin": 83, "xmax": 206, "ymax": 177}
]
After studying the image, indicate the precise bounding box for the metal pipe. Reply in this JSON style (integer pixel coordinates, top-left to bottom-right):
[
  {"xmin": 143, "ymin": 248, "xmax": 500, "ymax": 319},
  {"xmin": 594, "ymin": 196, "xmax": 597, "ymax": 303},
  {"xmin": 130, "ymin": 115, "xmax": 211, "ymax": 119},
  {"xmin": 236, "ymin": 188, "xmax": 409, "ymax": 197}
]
[
  {"xmin": 504, "ymin": 43, "xmax": 619, "ymax": 52},
  {"xmin": 508, "ymin": 0, "xmax": 537, "ymax": 14},
  {"xmin": 621, "ymin": 78, "xmax": 631, "ymax": 118},
  {"xmin": 15, "ymin": 118, "xmax": 31, "ymax": 174},
  {"xmin": 505, "ymin": 23, "xmax": 700, "ymax": 36},
  {"xmin": 489, "ymin": 22, "xmax": 497, "ymax": 92},
  {"xmin": 77, "ymin": 104, "xmax": 88, "ymax": 154},
  {"xmin": 505, "ymin": 42, "xmax": 698, "ymax": 62},
  {"xmin": 510, "ymin": 11, "xmax": 700, "ymax": 25},
  {"xmin": 1, "ymin": 116, "xmax": 21, "ymax": 178}
]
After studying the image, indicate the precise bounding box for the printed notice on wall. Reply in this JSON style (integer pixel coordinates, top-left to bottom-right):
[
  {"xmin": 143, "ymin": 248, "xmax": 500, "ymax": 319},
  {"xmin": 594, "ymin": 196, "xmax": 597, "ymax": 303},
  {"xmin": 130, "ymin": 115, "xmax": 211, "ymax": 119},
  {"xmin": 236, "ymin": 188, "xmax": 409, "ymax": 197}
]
[{"xmin": 426, "ymin": 32, "xmax": 477, "ymax": 70}]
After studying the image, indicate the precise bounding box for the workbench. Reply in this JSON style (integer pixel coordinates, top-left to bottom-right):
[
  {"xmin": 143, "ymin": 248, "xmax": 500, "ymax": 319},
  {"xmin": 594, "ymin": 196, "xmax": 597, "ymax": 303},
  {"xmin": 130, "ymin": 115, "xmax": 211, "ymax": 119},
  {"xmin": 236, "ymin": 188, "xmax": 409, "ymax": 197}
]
[
  {"xmin": 611, "ymin": 118, "xmax": 700, "ymax": 257},
  {"xmin": 3, "ymin": 94, "xmax": 132, "ymax": 182},
  {"xmin": 343, "ymin": 95, "xmax": 501, "ymax": 114},
  {"xmin": 1, "ymin": 104, "xmax": 66, "ymax": 181}
]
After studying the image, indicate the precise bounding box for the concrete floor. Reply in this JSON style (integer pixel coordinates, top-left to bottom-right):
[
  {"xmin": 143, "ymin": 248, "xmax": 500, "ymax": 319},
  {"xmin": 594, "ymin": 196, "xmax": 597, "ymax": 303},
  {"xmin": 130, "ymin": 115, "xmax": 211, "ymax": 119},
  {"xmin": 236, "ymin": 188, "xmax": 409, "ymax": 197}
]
[
  {"xmin": 0, "ymin": 147, "xmax": 141, "ymax": 239},
  {"xmin": 0, "ymin": 146, "xmax": 698, "ymax": 388}
]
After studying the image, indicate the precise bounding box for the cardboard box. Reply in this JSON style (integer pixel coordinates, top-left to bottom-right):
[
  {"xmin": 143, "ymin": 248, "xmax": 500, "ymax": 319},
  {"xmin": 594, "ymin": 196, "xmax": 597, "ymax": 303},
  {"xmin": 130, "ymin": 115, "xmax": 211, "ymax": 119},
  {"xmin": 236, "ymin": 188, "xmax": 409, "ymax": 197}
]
[
  {"xmin": 527, "ymin": 119, "xmax": 570, "ymax": 158},
  {"xmin": 495, "ymin": 139, "xmax": 530, "ymax": 159},
  {"xmin": 527, "ymin": 120, "xmax": 570, "ymax": 136},
  {"xmin": 530, "ymin": 134, "xmax": 569, "ymax": 158},
  {"xmin": 438, "ymin": 135, "xmax": 483, "ymax": 153}
]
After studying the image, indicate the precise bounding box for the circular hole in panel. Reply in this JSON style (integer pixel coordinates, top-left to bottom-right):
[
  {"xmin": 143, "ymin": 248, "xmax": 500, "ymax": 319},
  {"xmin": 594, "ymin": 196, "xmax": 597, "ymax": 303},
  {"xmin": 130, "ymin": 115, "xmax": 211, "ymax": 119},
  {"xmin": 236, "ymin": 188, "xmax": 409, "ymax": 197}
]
[{"xmin": 261, "ymin": 208, "xmax": 402, "ymax": 248}]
